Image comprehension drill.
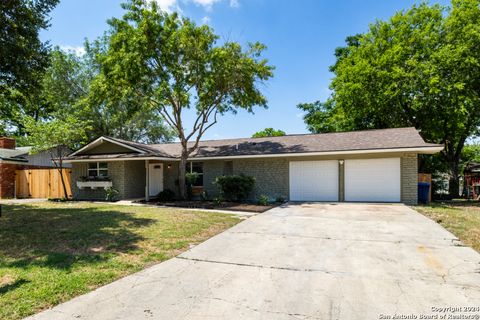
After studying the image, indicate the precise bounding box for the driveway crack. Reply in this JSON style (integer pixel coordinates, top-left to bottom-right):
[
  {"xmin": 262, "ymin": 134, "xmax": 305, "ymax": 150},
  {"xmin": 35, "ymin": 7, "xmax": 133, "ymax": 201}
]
[{"xmin": 176, "ymin": 256, "xmax": 347, "ymax": 274}]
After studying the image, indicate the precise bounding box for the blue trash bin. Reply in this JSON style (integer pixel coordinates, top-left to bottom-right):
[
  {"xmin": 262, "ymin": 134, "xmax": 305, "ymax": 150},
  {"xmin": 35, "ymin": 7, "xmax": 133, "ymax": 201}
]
[{"xmin": 418, "ymin": 182, "xmax": 430, "ymax": 203}]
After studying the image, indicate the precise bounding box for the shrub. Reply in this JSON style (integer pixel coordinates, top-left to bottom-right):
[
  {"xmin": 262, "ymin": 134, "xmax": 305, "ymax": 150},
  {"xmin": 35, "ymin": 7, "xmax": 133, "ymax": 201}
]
[
  {"xmin": 200, "ymin": 191, "xmax": 209, "ymax": 201},
  {"xmin": 213, "ymin": 197, "xmax": 223, "ymax": 207},
  {"xmin": 214, "ymin": 174, "xmax": 255, "ymax": 201},
  {"xmin": 105, "ymin": 187, "xmax": 120, "ymax": 201},
  {"xmin": 257, "ymin": 194, "xmax": 269, "ymax": 206},
  {"xmin": 275, "ymin": 196, "xmax": 286, "ymax": 203},
  {"xmin": 185, "ymin": 172, "xmax": 199, "ymax": 200},
  {"xmin": 157, "ymin": 189, "xmax": 175, "ymax": 202}
]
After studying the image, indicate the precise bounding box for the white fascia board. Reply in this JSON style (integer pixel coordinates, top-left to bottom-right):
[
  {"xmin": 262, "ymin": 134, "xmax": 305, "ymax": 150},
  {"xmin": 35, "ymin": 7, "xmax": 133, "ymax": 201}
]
[
  {"xmin": 64, "ymin": 156, "xmax": 175, "ymax": 163},
  {"xmin": 69, "ymin": 136, "xmax": 146, "ymax": 157},
  {"xmin": 186, "ymin": 146, "xmax": 444, "ymax": 160},
  {"xmin": 65, "ymin": 146, "xmax": 444, "ymax": 163}
]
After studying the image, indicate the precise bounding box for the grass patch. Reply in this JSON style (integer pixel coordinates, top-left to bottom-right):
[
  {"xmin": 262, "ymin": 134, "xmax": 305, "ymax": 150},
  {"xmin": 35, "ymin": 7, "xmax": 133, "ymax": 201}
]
[
  {"xmin": 415, "ymin": 202, "xmax": 480, "ymax": 252},
  {"xmin": 0, "ymin": 202, "xmax": 240, "ymax": 320}
]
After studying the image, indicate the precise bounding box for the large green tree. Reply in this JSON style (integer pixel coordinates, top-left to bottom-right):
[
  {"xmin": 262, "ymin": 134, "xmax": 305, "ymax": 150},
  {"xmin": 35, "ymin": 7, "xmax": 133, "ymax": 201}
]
[
  {"xmin": 30, "ymin": 45, "xmax": 174, "ymax": 144},
  {"xmin": 81, "ymin": 40, "xmax": 175, "ymax": 143},
  {"xmin": 99, "ymin": 0, "xmax": 274, "ymax": 198},
  {"xmin": 299, "ymin": 0, "xmax": 480, "ymax": 197},
  {"xmin": 252, "ymin": 128, "xmax": 286, "ymax": 138},
  {"xmin": 0, "ymin": 0, "xmax": 59, "ymax": 135}
]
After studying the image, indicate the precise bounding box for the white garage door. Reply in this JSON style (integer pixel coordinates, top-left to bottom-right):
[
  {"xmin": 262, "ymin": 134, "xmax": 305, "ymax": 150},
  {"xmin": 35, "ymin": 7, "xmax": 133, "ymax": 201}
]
[
  {"xmin": 345, "ymin": 158, "xmax": 401, "ymax": 202},
  {"xmin": 289, "ymin": 161, "xmax": 339, "ymax": 201}
]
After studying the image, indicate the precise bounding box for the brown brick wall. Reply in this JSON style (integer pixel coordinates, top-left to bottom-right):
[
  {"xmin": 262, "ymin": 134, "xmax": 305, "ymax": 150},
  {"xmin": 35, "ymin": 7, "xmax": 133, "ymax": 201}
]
[
  {"xmin": 0, "ymin": 137, "xmax": 16, "ymax": 149},
  {"xmin": 72, "ymin": 161, "xmax": 146, "ymax": 200},
  {"xmin": 0, "ymin": 163, "xmax": 17, "ymax": 198}
]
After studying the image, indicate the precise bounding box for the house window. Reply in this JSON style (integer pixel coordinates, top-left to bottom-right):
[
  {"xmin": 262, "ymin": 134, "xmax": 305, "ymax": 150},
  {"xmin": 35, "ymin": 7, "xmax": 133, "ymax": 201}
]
[
  {"xmin": 88, "ymin": 162, "xmax": 108, "ymax": 177},
  {"xmin": 186, "ymin": 162, "xmax": 203, "ymax": 187},
  {"xmin": 224, "ymin": 161, "xmax": 233, "ymax": 175}
]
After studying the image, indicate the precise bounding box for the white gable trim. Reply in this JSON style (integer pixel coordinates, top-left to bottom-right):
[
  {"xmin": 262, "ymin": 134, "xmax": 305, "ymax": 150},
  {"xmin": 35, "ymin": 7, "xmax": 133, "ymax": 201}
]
[{"xmin": 69, "ymin": 136, "xmax": 146, "ymax": 157}]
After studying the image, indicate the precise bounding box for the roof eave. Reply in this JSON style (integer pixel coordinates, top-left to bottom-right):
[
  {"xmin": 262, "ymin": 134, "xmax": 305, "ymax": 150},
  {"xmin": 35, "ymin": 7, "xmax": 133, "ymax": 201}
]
[
  {"xmin": 68, "ymin": 136, "xmax": 148, "ymax": 157},
  {"xmin": 188, "ymin": 146, "xmax": 443, "ymax": 160},
  {"xmin": 64, "ymin": 145, "xmax": 443, "ymax": 162}
]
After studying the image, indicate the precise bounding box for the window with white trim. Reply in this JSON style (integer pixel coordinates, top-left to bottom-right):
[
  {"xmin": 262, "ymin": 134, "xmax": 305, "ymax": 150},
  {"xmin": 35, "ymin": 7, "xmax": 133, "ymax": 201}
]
[
  {"xmin": 186, "ymin": 162, "xmax": 203, "ymax": 187},
  {"xmin": 88, "ymin": 162, "xmax": 108, "ymax": 177}
]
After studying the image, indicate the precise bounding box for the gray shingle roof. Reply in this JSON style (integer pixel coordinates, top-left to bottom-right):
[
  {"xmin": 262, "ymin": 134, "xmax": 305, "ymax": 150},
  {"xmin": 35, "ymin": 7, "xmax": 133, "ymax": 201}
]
[
  {"xmin": 0, "ymin": 147, "xmax": 30, "ymax": 163},
  {"xmin": 66, "ymin": 127, "xmax": 442, "ymax": 161}
]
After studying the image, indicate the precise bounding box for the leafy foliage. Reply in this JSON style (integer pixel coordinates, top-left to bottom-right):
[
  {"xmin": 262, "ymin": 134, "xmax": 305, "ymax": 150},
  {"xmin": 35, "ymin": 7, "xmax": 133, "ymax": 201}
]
[
  {"xmin": 185, "ymin": 172, "xmax": 199, "ymax": 200},
  {"xmin": 98, "ymin": 0, "xmax": 274, "ymax": 198},
  {"xmin": 0, "ymin": 0, "xmax": 59, "ymax": 136},
  {"xmin": 105, "ymin": 187, "xmax": 120, "ymax": 201},
  {"xmin": 214, "ymin": 174, "xmax": 255, "ymax": 201},
  {"xmin": 0, "ymin": 0, "xmax": 58, "ymax": 94},
  {"xmin": 157, "ymin": 189, "xmax": 176, "ymax": 202},
  {"xmin": 257, "ymin": 194, "xmax": 269, "ymax": 206},
  {"xmin": 252, "ymin": 128, "xmax": 286, "ymax": 138},
  {"xmin": 299, "ymin": 0, "xmax": 480, "ymax": 197}
]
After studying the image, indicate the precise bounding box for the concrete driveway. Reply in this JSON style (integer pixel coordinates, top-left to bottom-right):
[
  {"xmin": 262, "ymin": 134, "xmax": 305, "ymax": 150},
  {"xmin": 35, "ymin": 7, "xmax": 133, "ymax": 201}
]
[{"xmin": 28, "ymin": 203, "xmax": 480, "ymax": 320}]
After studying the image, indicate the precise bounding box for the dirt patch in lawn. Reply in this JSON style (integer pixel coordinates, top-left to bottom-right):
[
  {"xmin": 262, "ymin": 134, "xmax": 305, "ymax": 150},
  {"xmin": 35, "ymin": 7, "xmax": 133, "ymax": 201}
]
[{"xmin": 144, "ymin": 200, "xmax": 278, "ymax": 213}]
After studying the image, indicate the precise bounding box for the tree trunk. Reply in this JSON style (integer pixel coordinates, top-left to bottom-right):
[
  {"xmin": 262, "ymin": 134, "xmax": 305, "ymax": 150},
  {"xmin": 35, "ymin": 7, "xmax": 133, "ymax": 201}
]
[
  {"xmin": 448, "ymin": 158, "xmax": 460, "ymax": 199},
  {"xmin": 442, "ymin": 138, "xmax": 465, "ymax": 200},
  {"xmin": 178, "ymin": 150, "xmax": 188, "ymax": 199},
  {"xmin": 58, "ymin": 158, "xmax": 69, "ymax": 199}
]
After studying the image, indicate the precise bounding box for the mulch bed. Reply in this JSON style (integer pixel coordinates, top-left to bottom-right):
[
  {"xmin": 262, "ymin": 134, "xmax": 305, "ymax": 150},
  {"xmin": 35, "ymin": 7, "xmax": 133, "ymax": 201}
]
[{"xmin": 143, "ymin": 200, "xmax": 278, "ymax": 213}]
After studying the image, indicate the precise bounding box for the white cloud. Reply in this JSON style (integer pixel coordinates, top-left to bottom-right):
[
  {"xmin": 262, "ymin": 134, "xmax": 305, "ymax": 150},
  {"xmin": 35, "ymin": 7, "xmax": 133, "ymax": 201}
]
[
  {"xmin": 201, "ymin": 16, "xmax": 211, "ymax": 24},
  {"xmin": 59, "ymin": 45, "xmax": 85, "ymax": 56},
  {"xmin": 153, "ymin": 0, "xmax": 235, "ymax": 13},
  {"xmin": 192, "ymin": 0, "xmax": 221, "ymax": 8}
]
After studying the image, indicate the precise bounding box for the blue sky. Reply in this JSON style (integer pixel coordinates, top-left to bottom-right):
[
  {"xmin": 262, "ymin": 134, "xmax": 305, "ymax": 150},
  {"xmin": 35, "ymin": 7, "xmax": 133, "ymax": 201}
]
[{"xmin": 41, "ymin": 0, "xmax": 449, "ymax": 140}]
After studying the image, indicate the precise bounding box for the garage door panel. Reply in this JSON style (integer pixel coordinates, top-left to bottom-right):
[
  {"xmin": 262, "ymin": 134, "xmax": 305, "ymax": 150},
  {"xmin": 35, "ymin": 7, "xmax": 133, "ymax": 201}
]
[
  {"xmin": 289, "ymin": 161, "xmax": 339, "ymax": 201},
  {"xmin": 345, "ymin": 158, "xmax": 400, "ymax": 202}
]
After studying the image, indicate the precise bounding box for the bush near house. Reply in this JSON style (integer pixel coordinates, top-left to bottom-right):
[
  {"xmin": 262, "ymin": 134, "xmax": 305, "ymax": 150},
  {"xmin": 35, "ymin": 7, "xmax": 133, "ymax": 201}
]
[
  {"xmin": 157, "ymin": 189, "xmax": 175, "ymax": 202},
  {"xmin": 214, "ymin": 174, "xmax": 255, "ymax": 201}
]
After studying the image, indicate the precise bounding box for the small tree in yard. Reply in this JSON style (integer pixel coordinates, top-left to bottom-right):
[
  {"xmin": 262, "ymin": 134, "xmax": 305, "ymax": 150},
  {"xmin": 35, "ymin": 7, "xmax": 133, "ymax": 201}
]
[
  {"xmin": 26, "ymin": 116, "xmax": 90, "ymax": 199},
  {"xmin": 98, "ymin": 0, "xmax": 274, "ymax": 199}
]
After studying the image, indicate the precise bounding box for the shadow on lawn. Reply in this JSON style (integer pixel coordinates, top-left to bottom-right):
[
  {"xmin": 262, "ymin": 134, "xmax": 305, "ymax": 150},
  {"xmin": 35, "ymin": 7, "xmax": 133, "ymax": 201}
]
[
  {"xmin": 0, "ymin": 204, "xmax": 155, "ymax": 270},
  {"xmin": 0, "ymin": 279, "xmax": 30, "ymax": 295}
]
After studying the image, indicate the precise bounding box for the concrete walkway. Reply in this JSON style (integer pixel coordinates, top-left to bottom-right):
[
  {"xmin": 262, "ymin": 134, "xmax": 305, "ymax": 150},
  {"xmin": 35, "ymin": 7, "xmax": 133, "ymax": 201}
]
[{"xmin": 27, "ymin": 203, "xmax": 480, "ymax": 320}]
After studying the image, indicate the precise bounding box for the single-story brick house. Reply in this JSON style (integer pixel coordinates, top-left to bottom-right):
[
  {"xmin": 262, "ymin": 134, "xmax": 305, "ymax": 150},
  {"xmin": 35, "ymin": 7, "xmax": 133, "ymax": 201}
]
[
  {"xmin": 64, "ymin": 127, "xmax": 443, "ymax": 204},
  {"xmin": 0, "ymin": 137, "xmax": 71, "ymax": 199}
]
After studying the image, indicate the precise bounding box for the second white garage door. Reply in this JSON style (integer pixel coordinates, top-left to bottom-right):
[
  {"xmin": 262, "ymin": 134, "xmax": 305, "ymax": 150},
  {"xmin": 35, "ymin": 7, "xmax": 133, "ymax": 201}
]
[
  {"xmin": 289, "ymin": 161, "xmax": 339, "ymax": 201},
  {"xmin": 345, "ymin": 158, "xmax": 401, "ymax": 202}
]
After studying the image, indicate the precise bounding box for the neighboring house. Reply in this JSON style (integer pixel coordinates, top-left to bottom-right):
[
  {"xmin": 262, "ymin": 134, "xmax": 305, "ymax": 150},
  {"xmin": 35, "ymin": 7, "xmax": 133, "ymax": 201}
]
[
  {"xmin": 0, "ymin": 137, "xmax": 71, "ymax": 199},
  {"xmin": 64, "ymin": 127, "xmax": 443, "ymax": 204}
]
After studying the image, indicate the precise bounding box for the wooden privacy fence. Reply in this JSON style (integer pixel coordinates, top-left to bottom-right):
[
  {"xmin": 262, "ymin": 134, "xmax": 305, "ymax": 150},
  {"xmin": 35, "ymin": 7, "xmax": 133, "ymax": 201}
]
[{"xmin": 15, "ymin": 169, "xmax": 72, "ymax": 199}]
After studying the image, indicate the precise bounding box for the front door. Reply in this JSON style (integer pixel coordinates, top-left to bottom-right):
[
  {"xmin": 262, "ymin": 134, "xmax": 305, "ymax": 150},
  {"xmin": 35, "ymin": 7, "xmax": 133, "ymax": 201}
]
[{"xmin": 148, "ymin": 163, "xmax": 164, "ymax": 197}]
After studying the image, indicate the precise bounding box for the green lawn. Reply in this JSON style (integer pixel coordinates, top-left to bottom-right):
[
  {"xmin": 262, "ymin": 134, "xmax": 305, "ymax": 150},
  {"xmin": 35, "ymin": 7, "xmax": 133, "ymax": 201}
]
[
  {"xmin": 0, "ymin": 202, "xmax": 240, "ymax": 320},
  {"xmin": 415, "ymin": 202, "xmax": 480, "ymax": 252}
]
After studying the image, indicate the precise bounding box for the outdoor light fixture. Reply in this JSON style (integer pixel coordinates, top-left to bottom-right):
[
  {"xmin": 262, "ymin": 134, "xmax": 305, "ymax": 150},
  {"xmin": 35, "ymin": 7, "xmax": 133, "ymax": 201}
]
[
  {"xmin": 167, "ymin": 164, "xmax": 172, "ymax": 169},
  {"xmin": 339, "ymin": 160, "xmax": 344, "ymax": 165}
]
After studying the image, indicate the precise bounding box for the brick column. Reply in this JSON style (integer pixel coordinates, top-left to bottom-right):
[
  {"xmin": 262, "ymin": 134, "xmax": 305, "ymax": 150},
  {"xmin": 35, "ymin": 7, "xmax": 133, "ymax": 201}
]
[
  {"xmin": 401, "ymin": 154, "xmax": 418, "ymax": 205},
  {"xmin": 0, "ymin": 163, "xmax": 17, "ymax": 198}
]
